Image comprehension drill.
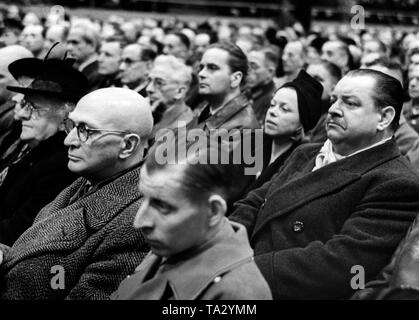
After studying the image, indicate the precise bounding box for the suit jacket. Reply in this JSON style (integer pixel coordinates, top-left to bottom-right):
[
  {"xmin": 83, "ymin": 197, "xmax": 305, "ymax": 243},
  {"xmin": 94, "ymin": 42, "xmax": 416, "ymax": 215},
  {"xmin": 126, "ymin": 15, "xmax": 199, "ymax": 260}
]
[
  {"xmin": 111, "ymin": 220, "xmax": 272, "ymax": 300},
  {"xmin": 230, "ymin": 139, "xmax": 419, "ymax": 299},
  {"xmin": 0, "ymin": 131, "xmax": 77, "ymax": 245},
  {"xmin": 0, "ymin": 166, "xmax": 149, "ymax": 300}
]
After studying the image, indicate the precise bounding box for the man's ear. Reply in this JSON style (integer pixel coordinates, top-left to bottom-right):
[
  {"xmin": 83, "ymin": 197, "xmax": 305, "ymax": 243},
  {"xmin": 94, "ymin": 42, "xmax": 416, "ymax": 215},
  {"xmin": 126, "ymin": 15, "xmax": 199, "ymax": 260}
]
[
  {"xmin": 230, "ymin": 71, "xmax": 243, "ymax": 89},
  {"xmin": 267, "ymin": 65, "xmax": 276, "ymax": 78},
  {"xmin": 377, "ymin": 106, "xmax": 396, "ymax": 131},
  {"xmin": 207, "ymin": 194, "xmax": 227, "ymax": 227},
  {"xmin": 119, "ymin": 134, "xmax": 141, "ymax": 159}
]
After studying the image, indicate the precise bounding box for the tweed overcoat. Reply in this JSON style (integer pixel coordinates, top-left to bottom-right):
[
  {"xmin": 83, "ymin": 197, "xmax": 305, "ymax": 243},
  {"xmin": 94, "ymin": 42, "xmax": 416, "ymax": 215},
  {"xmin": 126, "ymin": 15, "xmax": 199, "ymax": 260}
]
[
  {"xmin": 230, "ymin": 139, "xmax": 419, "ymax": 299},
  {"xmin": 0, "ymin": 166, "xmax": 149, "ymax": 300}
]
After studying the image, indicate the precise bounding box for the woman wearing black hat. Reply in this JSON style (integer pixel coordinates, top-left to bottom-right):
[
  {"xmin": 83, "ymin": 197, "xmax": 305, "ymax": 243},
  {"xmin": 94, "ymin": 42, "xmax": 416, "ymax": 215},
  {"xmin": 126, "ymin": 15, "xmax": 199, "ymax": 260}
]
[
  {"xmin": 244, "ymin": 70, "xmax": 323, "ymax": 194},
  {"xmin": 0, "ymin": 57, "xmax": 88, "ymax": 245}
]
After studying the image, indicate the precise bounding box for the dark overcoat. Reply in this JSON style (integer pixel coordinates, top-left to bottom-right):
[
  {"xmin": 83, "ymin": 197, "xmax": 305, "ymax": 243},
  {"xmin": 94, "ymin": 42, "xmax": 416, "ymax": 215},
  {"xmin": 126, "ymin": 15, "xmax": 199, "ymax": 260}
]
[
  {"xmin": 230, "ymin": 139, "xmax": 419, "ymax": 299},
  {"xmin": 0, "ymin": 167, "xmax": 149, "ymax": 300},
  {"xmin": 0, "ymin": 131, "xmax": 76, "ymax": 245}
]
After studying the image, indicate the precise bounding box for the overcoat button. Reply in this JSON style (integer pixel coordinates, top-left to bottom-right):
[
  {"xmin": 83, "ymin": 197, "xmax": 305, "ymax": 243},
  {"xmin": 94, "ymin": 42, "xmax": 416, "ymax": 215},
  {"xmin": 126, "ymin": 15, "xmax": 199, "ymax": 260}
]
[
  {"xmin": 293, "ymin": 221, "xmax": 304, "ymax": 233},
  {"xmin": 261, "ymin": 199, "xmax": 267, "ymax": 209}
]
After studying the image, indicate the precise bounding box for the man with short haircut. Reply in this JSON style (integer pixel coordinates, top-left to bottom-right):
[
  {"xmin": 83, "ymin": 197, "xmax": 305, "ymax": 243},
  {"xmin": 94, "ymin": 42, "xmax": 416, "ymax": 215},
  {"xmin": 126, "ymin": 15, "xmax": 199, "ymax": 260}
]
[
  {"xmin": 246, "ymin": 47, "xmax": 279, "ymax": 125},
  {"xmin": 146, "ymin": 55, "xmax": 194, "ymax": 142},
  {"xmin": 163, "ymin": 32, "xmax": 190, "ymax": 63},
  {"xmin": 192, "ymin": 41, "xmax": 259, "ymax": 132},
  {"xmin": 194, "ymin": 33, "xmax": 211, "ymax": 55},
  {"xmin": 0, "ymin": 87, "xmax": 153, "ymax": 299},
  {"xmin": 230, "ymin": 69, "xmax": 419, "ymax": 299},
  {"xmin": 362, "ymin": 39, "xmax": 387, "ymax": 58},
  {"xmin": 119, "ymin": 43, "xmax": 156, "ymax": 97},
  {"xmin": 112, "ymin": 138, "xmax": 272, "ymax": 300},
  {"xmin": 67, "ymin": 24, "xmax": 103, "ymax": 92},
  {"xmin": 19, "ymin": 24, "xmax": 44, "ymax": 58},
  {"xmin": 306, "ymin": 61, "xmax": 342, "ymax": 143},
  {"xmin": 0, "ymin": 18, "xmax": 23, "ymax": 47},
  {"xmin": 97, "ymin": 40, "xmax": 122, "ymax": 88},
  {"xmin": 43, "ymin": 24, "xmax": 68, "ymax": 59},
  {"xmin": 276, "ymin": 41, "xmax": 306, "ymax": 88},
  {"xmin": 321, "ymin": 40, "xmax": 354, "ymax": 75}
]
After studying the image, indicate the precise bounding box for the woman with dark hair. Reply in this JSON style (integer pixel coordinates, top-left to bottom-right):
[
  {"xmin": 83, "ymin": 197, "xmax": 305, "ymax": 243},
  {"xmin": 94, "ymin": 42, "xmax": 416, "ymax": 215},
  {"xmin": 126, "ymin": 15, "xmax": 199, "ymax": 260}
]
[{"xmin": 245, "ymin": 70, "xmax": 323, "ymax": 193}]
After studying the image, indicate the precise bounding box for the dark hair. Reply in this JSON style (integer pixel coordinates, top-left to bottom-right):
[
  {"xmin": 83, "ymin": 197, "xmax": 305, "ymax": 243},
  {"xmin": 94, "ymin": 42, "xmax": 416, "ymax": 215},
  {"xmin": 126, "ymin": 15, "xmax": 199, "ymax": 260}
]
[
  {"xmin": 171, "ymin": 32, "xmax": 190, "ymax": 50},
  {"xmin": 139, "ymin": 45, "xmax": 157, "ymax": 62},
  {"xmin": 320, "ymin": 61, "xmax": 342, "ymax": 83},
  {"xmin": 145, "ymin": 129, "xmax": 247, "ymax": 208},
  {"xmin": 208, "ymin": 41, "xmax": 248, "ymax": 84},
  {"xmin": 346, "ymin": 69, "xmax": 403, "ymax": 131}
]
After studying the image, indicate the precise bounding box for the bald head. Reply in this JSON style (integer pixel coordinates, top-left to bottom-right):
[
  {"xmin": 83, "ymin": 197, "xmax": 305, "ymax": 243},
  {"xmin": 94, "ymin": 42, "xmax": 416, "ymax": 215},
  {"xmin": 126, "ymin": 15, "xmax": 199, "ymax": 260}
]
[
  {"xmin": 76, "ymin": 87, "xmax": 153, "ymax": 138},
  {"xmin": 0, "ymin": 45, "xmax": 33, "ymax": 103},
  {"xmin": 65, "ymin": 88, "xmax": 154, "ymax": 182}
]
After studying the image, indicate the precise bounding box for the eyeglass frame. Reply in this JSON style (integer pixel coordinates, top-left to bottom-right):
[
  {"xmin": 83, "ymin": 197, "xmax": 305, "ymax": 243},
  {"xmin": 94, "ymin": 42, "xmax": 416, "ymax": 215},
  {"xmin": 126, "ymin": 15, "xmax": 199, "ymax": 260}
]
[
  {"xmin": 64, "ymin": 118, "xmax": 134, "ymax": 143},
  {"xmin": 20, "ymin": 98, "xmax": 52, "ymax": 119}
]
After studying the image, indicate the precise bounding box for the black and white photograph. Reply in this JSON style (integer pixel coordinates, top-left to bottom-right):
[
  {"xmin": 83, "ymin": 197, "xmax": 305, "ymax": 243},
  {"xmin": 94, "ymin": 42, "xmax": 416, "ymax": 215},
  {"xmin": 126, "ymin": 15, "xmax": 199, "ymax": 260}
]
[{"xmin": 0, "ymin": 0, "xmax": 419, "ymax": 311}]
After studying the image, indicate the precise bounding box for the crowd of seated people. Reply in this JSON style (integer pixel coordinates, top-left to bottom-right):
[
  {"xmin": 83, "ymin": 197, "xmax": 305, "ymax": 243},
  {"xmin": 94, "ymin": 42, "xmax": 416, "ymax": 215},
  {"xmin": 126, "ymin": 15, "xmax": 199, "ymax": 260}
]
[{"xmin": 0, "ymin": 3, "xmax": 419, "ymax": 300}]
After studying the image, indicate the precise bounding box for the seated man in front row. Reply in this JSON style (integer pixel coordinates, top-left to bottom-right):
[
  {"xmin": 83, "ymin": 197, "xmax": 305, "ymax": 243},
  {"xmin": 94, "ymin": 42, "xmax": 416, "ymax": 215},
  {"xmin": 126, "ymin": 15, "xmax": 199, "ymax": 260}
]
[
  {"xmin": 230, "ymin": 69, "xmax": 419, "ymax": 299},
  {"xmin": 0, "ymin": 87, "xmax": 153, "ymax": 299},
  {"xmin": 112, "ymin": 137, "xmax": 272, "ymax": 300}
]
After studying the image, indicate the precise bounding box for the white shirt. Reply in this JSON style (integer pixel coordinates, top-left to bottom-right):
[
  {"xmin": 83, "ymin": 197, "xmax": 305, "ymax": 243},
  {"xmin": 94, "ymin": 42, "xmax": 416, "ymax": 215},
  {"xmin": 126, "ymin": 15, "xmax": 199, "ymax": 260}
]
[{"xmin": 312, "ymin": 137, "xmax": 393, "ymax": 172}]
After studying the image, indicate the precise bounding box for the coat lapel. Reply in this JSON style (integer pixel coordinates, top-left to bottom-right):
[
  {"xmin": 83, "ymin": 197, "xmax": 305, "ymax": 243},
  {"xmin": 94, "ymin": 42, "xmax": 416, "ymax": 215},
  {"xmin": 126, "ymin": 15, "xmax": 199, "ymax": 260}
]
[
  {"xmin": 251, "ymin": 139, "xmax": 401, "ymax": 239},
  {"xmin": 4, "ymin": 167, "xmax": 141, "ymax": 269}
]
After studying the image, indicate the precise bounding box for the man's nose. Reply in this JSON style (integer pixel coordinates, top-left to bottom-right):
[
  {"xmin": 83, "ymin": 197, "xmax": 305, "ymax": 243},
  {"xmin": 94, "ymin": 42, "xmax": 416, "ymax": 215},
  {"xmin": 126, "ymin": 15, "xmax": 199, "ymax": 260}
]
[
  {"xmin": 15, "ymin": 105, "xmax": 31, "ymax": 121},
  {"xmin": 146, "ymin": 80, "xmax": 154, "ymax": 93},
  {"xmin": 134, "ymin": 199, "xmax": 153, "ymax": 230},
  {"xmin": 328, "ymin": 100, "xmax": 343, "ymax": 117},
  {"xmin": 64, "ymin": 127, "xmax": 80, "ymax": 147}
]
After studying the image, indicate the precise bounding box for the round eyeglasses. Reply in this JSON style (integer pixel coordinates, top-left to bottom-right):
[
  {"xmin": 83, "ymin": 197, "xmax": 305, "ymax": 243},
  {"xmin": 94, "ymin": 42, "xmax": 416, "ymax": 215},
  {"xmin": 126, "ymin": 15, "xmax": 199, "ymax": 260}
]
[
  {"xmin": 64, "ymin": 118, "xmax": 132, "ymax": 143},
  {"xmin": 20, "ymin": 99, "xmax": 50, "ymax": 119}
]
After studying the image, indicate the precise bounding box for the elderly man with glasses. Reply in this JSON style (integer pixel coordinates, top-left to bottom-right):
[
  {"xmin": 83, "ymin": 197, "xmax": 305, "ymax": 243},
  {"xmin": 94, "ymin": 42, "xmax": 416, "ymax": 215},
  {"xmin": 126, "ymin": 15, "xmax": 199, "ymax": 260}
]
[
  {"xmin": 0, "ymin": 87, "xmax": 153, "ymax": 300},
  {"xmin": 119, "ymin": 43, "xmax": 156, "ymax": 97},
  {"xmin": 0, "ymin": 57, "xmax": 84, "ymax": 246}
]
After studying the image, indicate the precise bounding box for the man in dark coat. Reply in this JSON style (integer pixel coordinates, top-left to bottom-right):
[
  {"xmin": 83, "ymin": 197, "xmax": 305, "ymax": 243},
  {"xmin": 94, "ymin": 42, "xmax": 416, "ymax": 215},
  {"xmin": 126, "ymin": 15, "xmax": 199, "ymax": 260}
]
[
  {"xmin": 188, "ymin": 41, "xmax": 261, "ymax": 208},
  {"xmin": 0, "ymin": 56, "xmax": 87, "ymax": 245},
  {"xmin": 0, "ymin": 87, "xmax": 153, "ymax": 299},
  {"xmin": 67, "ymin": 24, "xmax": 103, "ymax": 92},
  {"xmin": 230, "ymin": 69, "xmax": 419, "ymax": 299}
]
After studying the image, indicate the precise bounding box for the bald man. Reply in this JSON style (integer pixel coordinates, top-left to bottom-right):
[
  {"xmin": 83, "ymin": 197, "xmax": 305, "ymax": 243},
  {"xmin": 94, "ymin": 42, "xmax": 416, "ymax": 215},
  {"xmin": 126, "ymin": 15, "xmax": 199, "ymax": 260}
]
[{"xmin": 0, "ymin": 88, "xmax": 153, "ymax": 300}]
